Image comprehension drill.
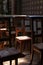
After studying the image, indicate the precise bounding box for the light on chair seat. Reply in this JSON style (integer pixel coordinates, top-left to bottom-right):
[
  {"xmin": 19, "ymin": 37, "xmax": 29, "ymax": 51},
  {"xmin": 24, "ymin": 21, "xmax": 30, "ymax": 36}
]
[
  {"xmin": 0, "ymin": 28, "xmax": 7, "ymax": 30},
  {"xmin": 16, "ymin": 36, "xmax": 32, "ymax": 40}
]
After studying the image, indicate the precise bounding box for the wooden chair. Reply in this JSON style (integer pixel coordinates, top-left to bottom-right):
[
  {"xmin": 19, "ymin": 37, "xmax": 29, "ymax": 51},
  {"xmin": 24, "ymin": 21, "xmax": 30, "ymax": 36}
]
[
  {"xmin": 0, "ymin": 29, "xmax": 9, "ymax": 49},
  {"xmin": 30, "ymin": 43, "xmax": 43, "ymax": 65},
  {"xmin": 30, "ymin": 19, "xmax": 43, "ymax": 65},
  {"xmin": 15, "ymin": 27, "xmax": 32, "ymax": 52}
]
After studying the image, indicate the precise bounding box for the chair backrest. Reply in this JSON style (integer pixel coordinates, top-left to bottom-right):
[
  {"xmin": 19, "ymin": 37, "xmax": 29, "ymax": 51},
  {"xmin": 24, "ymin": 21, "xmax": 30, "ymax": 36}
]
[{"xmin": 15, "ymin": 27, "xmax": 25, "ymax": 37}]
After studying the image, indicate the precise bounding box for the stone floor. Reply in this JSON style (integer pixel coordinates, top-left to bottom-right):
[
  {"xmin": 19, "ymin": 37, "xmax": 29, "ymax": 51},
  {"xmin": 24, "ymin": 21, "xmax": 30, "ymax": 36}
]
[{"xmin": 3, "ymin": 51, "xmax": 41, "ymax": 65}]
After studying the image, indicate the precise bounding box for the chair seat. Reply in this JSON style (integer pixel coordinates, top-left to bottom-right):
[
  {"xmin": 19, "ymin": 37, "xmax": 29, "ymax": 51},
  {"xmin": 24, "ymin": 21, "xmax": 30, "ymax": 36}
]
[
  {"xmin": 16, "ymin": 36, "xmax": 32, "ymax": 41},
  {"xmin": 33, "ymin": 43, "xmax": 43, "ymax": 50}
]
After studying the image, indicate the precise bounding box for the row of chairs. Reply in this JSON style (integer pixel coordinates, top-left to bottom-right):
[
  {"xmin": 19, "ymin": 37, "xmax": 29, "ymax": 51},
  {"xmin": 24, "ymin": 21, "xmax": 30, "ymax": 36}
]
[{"xmin": 0, "ymin": 28, "xmax": 42, "ymax": 65}]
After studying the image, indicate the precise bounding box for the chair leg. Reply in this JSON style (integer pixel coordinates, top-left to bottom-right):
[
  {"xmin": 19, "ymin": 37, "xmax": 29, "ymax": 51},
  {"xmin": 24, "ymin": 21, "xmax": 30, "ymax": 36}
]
[
  {"xmin": 15, "ymin": 59, "xmax": 18, "ymax": 65},
  {"xmin": 10, "ymin": 60, "xmax": 12, "ymax": 65},
  {"xmin": 29, "ymin": 50, "xmax": 34, "ymax": 65},
  {"xmin": 40, "ymin": 52, "xmax": 43, "ymax": 65}
]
